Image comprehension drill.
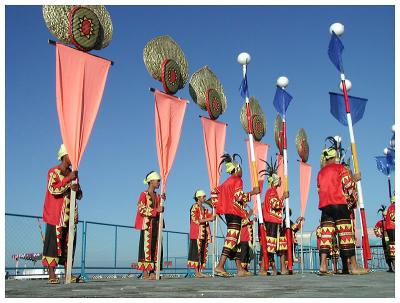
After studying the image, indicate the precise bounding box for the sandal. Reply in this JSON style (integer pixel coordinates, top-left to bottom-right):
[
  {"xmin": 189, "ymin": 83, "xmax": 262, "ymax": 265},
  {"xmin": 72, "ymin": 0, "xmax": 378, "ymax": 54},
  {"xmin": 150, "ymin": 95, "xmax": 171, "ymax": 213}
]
[
  {"xmin": 70, "ymin": 274, "xmax": 85, "ymax": 283},
  {"xmin": 317, "ymin": 271, "xmax": 332, "ymax": 276},
  {"xmin": 214, "ymin": 269, "xmax": 231, "ymax": 278},
  {"xmin": 48, "ymin": 277, "xmax": 60, "ymax": 284}
]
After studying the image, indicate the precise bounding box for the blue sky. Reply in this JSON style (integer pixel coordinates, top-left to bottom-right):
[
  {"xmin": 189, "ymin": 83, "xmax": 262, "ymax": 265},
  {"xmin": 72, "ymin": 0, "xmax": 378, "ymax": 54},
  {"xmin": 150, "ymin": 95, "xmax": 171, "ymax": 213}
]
[{"xmin": 5, "ymin": 5, "xmax": 395, "ymax": 238}]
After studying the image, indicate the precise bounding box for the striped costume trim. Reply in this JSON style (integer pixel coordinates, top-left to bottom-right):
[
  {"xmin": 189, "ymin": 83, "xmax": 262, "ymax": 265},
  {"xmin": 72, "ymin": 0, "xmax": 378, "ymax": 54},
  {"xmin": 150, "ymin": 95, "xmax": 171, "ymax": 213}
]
[
  {"xmin": 42, "ymin": 256, "xmax": 59, "ymax": 268},
  {"xmin": 137, "ymin": 261, "xmax": 155, "ymax": 271}
]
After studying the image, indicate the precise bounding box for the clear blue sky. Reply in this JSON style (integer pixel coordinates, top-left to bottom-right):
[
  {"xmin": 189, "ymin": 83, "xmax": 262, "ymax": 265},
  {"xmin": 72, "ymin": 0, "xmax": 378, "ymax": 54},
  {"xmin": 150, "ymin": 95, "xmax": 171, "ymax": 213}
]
[{"xmin": 5, "ymin": 5, "xmax": 395, "ymax": 237}]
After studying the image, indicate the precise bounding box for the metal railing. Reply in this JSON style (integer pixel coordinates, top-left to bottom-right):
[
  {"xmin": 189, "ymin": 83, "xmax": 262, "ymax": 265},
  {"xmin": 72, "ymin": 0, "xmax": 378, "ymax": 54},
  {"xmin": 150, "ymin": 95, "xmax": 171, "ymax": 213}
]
[{"xmin": 5, "ymin": 213, "xmax": 389, "ymax": 279}]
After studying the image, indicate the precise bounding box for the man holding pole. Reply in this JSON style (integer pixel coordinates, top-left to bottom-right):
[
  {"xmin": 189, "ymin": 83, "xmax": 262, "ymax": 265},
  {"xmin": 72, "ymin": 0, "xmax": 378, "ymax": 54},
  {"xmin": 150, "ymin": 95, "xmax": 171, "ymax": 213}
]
[
  {"xmin": 42, "ymin": 144, "xmax": 82, "ymax": 284},
  {"xmin": 260, "ymin": 158, "xmax": 289, "ymax": 275},
  {"xmin": 134, "ymin": 171, "xmax": 165, "ymax": 280},
  {"xmin": 317, "ymin": 147, "xmax": 367, "ymax": 275},
  {"xmin": 212, "ymin": 153, "xmax": 259, "ymax": 277}
]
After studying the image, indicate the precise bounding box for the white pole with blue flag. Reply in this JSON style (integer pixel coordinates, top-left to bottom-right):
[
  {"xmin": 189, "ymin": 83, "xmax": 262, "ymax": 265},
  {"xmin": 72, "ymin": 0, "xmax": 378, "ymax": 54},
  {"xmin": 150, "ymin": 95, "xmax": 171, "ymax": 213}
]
[
  {"xmin": 273, "ymin": 76, "xmax": 294, "ymax": 272},
  {"xmin": 237, "ymin": 52, "xmax": 269, "ymax": 271},
  {"xmin": 328, "ymin": 23, "xmax": 371, "ymax": 268}
]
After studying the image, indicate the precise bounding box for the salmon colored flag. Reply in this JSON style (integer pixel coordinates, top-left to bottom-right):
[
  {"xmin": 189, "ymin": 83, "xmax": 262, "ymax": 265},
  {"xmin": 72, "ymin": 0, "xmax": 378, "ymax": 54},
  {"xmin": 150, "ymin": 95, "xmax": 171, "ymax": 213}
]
[
  {"xmin": 154, "ymin": 90, "xmax": 187, "ymax": 193},
  {"xmin": 277, "ymin": 154, "xmax": 285, "ymax": 198},
  {"xmin": 246, "ymin": 140, "xmax": 269, "ymax": 215},
  {"xmin": 55, "ymin": 43, "xmax": 111, "ymax": 170},
  {"xmin": 299, "ymin": 161, "xmax": 312, "ymax": 217},
  {"xmin": 201, "ymin": 117, "xmax": 227, "ymax": 190}
]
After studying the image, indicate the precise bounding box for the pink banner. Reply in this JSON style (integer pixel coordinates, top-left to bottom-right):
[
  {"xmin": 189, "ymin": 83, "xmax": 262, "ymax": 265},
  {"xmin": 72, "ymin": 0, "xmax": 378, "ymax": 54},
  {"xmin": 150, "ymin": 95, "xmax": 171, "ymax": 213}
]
[
  {"xmin": 154, "ymin": 90, "xmax": 187, "ymax": 193},
  {"xmin": 246, "ymin": 140, "xmax": 269, "ymax": 215},
  {"xmin": 277, "ymin": 155, "xmax": 285, "ymax": 198},
  {"xmin": 201, "ymin": 117, "xmax": 227, "ymax": 190},
  {"xmin": 299, "ymin": 161, "xmax": 312, "ymax": 217},
  {"xmin": 55, "ymin": 43, "xmax": 111, "ymax": 170}
]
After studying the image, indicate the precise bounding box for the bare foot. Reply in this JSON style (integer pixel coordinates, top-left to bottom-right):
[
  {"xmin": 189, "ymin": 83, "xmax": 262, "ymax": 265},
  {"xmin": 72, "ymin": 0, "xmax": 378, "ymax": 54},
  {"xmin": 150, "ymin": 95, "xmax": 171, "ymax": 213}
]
[
  {"xmin": 237, "ymin": 270, "xmax": 251, "ymax": 277},
  {"xmin": 350, "ymin": 267, "xmax": 368, "ymax": 275}
]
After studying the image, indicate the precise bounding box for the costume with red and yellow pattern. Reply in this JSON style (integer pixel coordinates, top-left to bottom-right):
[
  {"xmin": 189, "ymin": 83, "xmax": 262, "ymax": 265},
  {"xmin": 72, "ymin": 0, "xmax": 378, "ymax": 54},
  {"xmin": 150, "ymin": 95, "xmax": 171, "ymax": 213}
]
[
  {"xmin": 317, "ymin": 162, "xmax": 358, "ymax": 258},
  {"xmin": 239, "ymin": 215, "xmax": 254, "ymax": 270},
  {"xmin": 385, "ymin": 201, "xmax": 395, "ymax": 261},
  {"xmin": 262, "ymin": 187, "xmax": 284, "ymax": 262},
  {"xmin": 187, "ymin": 203, "xmax": 213, "ymax": 269},
  {"xmin": 212, "ymin": 175, "xmax": 250, "ymax": 260},
  {"xmin": 277, "ymin": 217, "xmax": 302, "ymax": 257},
  {"xmin": 42, "ymin": 166, "xmax": 82, "ymax": 268},
  {"xmin": 134, "ymin": 191, "xmax": 163, "ymax": 271}
]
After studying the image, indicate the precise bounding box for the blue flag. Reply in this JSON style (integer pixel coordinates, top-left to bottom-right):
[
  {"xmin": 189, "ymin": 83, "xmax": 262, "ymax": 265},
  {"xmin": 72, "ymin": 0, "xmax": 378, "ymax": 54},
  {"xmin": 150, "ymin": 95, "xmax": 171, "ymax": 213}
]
[
  {"xmin": 239, "ymin": 74, "xmax": 249, "ymax": 99},
  {"xmin": 273, "ymin": 86, "xmax": 293, "ymax": 116},
  {"xmin": 328, "ymin": 32, "xmax": 344, "ymax": 73},
  {"xmin": 387, "ymin": 147, "xmax": 395, "ymax": 168},
  {"xmin": 375, "ymin": 156, "xmax": 394, "ymax": 175},
  {"xmin": 329, "ymin": 92, "xmax": 367, "ymax": 126}
]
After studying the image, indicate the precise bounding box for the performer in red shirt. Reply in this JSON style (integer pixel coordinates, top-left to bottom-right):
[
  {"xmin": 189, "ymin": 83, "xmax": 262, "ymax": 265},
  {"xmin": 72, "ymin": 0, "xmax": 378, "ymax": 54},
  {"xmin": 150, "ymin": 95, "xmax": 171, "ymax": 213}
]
[
  {"xmin": 42, "ymin": 144, "xmax": 82, "ymax": 284},
  {"xmin": 259, "ymin": 158, "xmax": 289, "ymax": 275},
  {"xmin": 385, "ymin": 195, "xmax": 395, "ymax": 271},
  {"xmin": 134, "ymin": 171, "xmax": 165, "ymax": 280},
  {"xmin": 277, "ymin": 209, "xmax": 304, "ymax": 271},
  {"xmin": 211, "ymin": 153, "xmax": 259, "ymax": 277},
  {"xmin": 374, "ymin": 205, "xmax": 393, "ymax": 272},
  {"xmin": 317, "ymin": 147, "xmax": 367, "ymax": 275},
  {"xmin": 187, "ymin": 190, "xmax": 215, "ymax": 278}
]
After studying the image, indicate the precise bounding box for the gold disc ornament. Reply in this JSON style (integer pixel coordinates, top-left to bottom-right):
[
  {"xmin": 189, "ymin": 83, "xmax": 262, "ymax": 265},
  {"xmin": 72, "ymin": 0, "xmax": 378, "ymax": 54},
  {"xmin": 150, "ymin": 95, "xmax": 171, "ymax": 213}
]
[
  {"xmin": 189, "ymin": 66, "xmax": 227, "ymax": 119},
  {"xmin": 68, "ymin": 6, "xmax": 101, "ymax": 51}
]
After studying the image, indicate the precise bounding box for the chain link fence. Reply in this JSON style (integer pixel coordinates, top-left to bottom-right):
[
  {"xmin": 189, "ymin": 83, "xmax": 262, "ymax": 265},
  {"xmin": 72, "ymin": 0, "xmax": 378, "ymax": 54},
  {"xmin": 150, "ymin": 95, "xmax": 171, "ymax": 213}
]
[{"xmin": 5, "ymin": 213, "xmax": 388, "ymax": 279}]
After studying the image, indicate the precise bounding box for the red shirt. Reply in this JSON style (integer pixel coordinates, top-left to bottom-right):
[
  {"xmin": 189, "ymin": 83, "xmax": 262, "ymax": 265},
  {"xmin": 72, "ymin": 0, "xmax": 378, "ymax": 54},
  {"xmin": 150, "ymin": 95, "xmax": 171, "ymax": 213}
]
[
  {"xmin": 215, "ymin": 175, "xmax": 250, "ymax": 218},
  {"xmin": 385, "ymin": 203, "xmax": 395, "ymax": 230},
  {"xmin": 317, "ymin": 163, "xmax": 357, "ymax": 209},
  {"xmin": 189, "ymin": 203, "xmax": 212, "ymax": 241},
  {"xmin": 134, "ymin": 191, "xmax": 161, "ymax": 230},
  {"xmin": 263, "ymin": 187, "xmax": 284, "ymax": 224},
  {"xmin": 374, "ymin": 220, "xmax": 383, "ymax": 238},
  {"xmin": 240, "ymin": 218, "xmax": 253, "ymax": 242},
  {"xmin": 42, "ymin": 166, "xmax": 73, "ymax": 226}
]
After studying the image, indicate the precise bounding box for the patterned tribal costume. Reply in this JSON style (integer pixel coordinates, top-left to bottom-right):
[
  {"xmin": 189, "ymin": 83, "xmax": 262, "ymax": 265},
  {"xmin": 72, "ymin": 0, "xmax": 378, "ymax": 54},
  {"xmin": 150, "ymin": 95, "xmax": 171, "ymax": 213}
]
[
  {"xmin": 42, "ymin": 166, "xmax": 82, "ymax": 268},
  {"xmin": 317, "ymin": 162, "xmax": 358, "ymax": 259},
  {"xmin": 385, "ymin": 202, "xmax": 395, "ymax": 263},
  {"xmin": 239, "ymin": 215, "xmax": 254, "ymax": 270},
  {"xmin": 277, "ymin": 218, "xmax": 302, "ymax": 259},
  {"xmin": 212, "ymin": 175, "xmax": 250, "ymax": 260},
  {"xmin": 187, "ymin": 203, "xmax": 212, "ymax": 269},
  {"xmin": 374, "ymin": 219, "xmax": 391, "ymax": 268},
  {"xmin": 134, "ymin": 191, "xmax": 163, "ymax": 271},
  {"xmin": 262, "ymin": 187, "xmax": 284, "ymax": 263}
]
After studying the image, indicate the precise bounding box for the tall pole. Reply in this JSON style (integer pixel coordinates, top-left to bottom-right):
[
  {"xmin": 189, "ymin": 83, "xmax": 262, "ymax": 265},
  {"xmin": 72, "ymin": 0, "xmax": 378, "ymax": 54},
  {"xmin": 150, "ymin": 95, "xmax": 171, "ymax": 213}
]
[
  {"xmin": 276, "ymin": 76, "xmax": 293, "ymax": 272},
  {"xmin": 238, "ymin": 52, "xmax": 268, "ymax": 271},
  {"xmin": 340, "ymin": 75, "xmax": 371, "ymax": 268},
  {"xmin": 65, "ymin": 180, "xmax": 77, "ymax": 284},
  {"xmin": 282, "ymin": 114, "xmax": 293, "ymax": 272},
  {"xmin": 212, "ymin": 206, "xmax": 217, "ymax": 276},
  {"xmin": 155, "ymin": 192, "xmax": 165, "ymax": 280}
]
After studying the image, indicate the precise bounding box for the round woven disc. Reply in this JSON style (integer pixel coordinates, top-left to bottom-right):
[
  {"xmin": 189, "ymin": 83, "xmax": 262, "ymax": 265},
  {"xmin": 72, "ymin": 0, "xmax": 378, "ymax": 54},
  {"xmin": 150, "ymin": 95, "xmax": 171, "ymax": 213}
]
[
  {"xmin": 206, "ymin": 88, "xmax": 222, "ymax": 120},
  {"xmin": 251, "ymin": 114, "xmax": 265, "ymax": 141},
  {"xmin": 300, "ymin": 140, "xmax": 309, "ymax": 162},
  {"xmin": 68, "ymin": 6, "xmax": 100, "ymax": 51},
  {"xmin": 161, "ymin": 59, "xmax": 181, "ymax": 94}
]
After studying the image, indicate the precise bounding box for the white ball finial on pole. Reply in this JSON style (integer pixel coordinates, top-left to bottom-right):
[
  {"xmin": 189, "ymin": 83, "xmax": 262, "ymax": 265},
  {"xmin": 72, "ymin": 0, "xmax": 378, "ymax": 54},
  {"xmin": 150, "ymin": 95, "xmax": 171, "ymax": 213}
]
[
  {"xmin": 392, "ymin": 124, "xmax": 395, "ymax": 133},
  {"xmin": 237, "ymin": 52, "xmax": 251, "ymax": 65},
  {"xmin": 334, "ymin": 135, "xmax": 342, "ymax": 143},
  {"xmin": 339, "ymin": 79, "xmax": 352, "ymax": 91},
  {"xmin": 277, "ymin": 76, "xmax": 289, "ymax": 88},
  {"xmin": 330, "ymin": 23, "xmax": 345, "ymax": 36},
  {"xmin": 384, "ymin": 147, "xmax": 390, "ymax": 155}
]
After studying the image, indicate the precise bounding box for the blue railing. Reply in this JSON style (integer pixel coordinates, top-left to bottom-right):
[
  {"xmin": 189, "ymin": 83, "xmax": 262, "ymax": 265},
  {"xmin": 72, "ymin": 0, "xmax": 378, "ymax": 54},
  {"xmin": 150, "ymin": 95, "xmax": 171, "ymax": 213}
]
[{"xmin": 5, "ymin": 213, "xmax": 388, "ymax": 279}]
